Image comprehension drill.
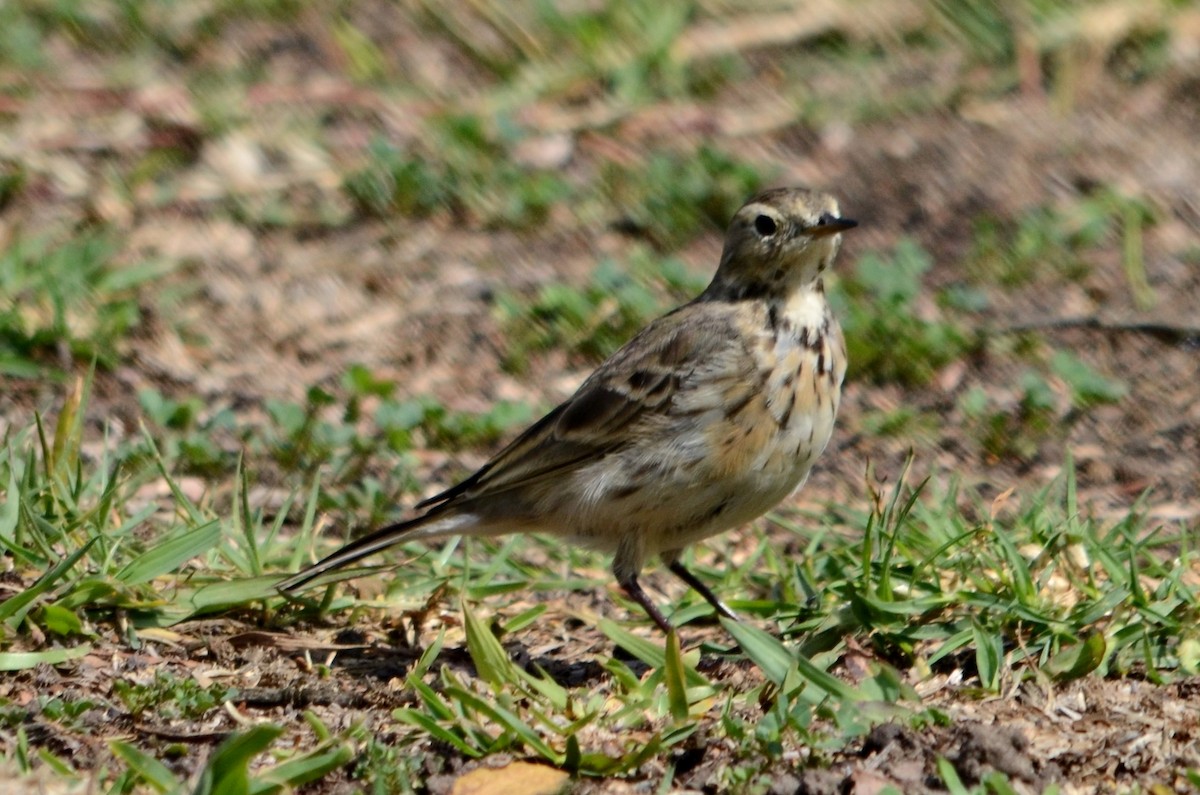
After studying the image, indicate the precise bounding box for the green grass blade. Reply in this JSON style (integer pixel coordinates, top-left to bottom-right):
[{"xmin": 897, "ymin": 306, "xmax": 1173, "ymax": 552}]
[
  {"xmin": 141, "ymin": 424, "xmax": 205, "ymax": 528},
  {"xmin": 191, "ymin": 724, "xmax": 284, "ymax": 795},
  {"xmin": 182, "ymin": 576, "xmax": 284, "ymax": 614},
  {"xmin": 407, "ymin": 676, "xmax": 455, "ymax": 722},
  {"xmin": 722, "ymin": 617, "xmax": 860, "ymax": 701},
  {"xmin": 248, "ymin": 739, "xmax": 354, "ymax": 794},
  {"xmin": 719, "ymin": 617, "xmax": 793, "ymax": 686},
  {"xmin": 663, "ymin": 630, "xmax": 689, "ymax": 722},
  {"xmin": 1043, "ymin": 631, "xmax": 1106, "ymax": 681},
  {"xmin": 936, "ymin": 756, "xmax": 969, "ymax": 795},
  {"xmin": 127, "ymin": 575, "xmax": 288, "ymax": 628},
  {"xmin": 0, "ymin": 463, "xmax": 19, "ymax": 542},
  {"xmin": 410, "ymin": 628, "xmax": 445, "ymax": 681},
  {"xmin": 0, "ymin": 537, "xmax": 98, "ymax": 629},
  {"xmin": 597, "ymin": 619, "xmax": 710, "ymax": 689},
  {"xmin": 502, "ymin": 604, "xmax": 547, "ymax": 634},
  {"xmin": 972, "ymin": 621, "xmax": 1002, "ymax": 692},
  {"xmin": 462, "ymin": 600, "xmax": 516, "ymax": 688},
  {"xmin": 37, "ymin": 603, "xmax": 82, "ymax": 635},
  {"xmin": 110, "ymin": 740, "xmax": 182, "ymax": 794},
  {"xmin": 231, "ymin": 456, "xmax": 256, "ymax": 575},
  {"xmin": 597, "ymin": 618, "xmax": 665, "ymax": 668},
  {"xmin": 444, "ymin": 687, "xmax": 561, "ymax": 763},
  {"xmin": 392, "ymin": 708, "xmax": 482, "ymax": 758},
  {"xmin": 115, "ymin": 520, "xmax": 221, "ymax": 585},
  {"xmin": 793, "ymin": 653, "xmax": 861, "ymax": 702},
  {"xmin": 520, "ymin": 664, "xmax": 570, "ymax": 711},
  {"xmin": 0, "ymin": 644, "xmax": 91, "ymax": 671}
]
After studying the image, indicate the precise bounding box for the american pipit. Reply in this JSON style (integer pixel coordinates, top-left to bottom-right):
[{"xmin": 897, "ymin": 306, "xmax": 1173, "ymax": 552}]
[{"xmin": 279, "ymin": 187, "xmax": 856, "ymax": 632}]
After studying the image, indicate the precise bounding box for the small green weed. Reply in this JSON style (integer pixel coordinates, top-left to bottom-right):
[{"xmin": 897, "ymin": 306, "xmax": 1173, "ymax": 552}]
[
  {"xmin": 1049, "ymin": 350, "xmax": 1127, "ymax": 409},
  {"xmin": 497, "ymin": 247, "xmax": 707, "ymax": 372},
  {"xmin": 0, "ymin": 233, "xmax": 168, "ymax": 378},
  {"xmin": 0, "ymin": 161, "xmax": 24, "ymax": 210},
  {"xmin": 959, "ymin": 373, "xmax": 1055, "ymax": 462},
  {"xmin": 351, "ymin": 730, "xmax": 428, "ymax": 795},
  {"xmin": 969, "ymin": 187, "xmax": 1156, "ymax": 290},
  {"xmin": 931, "ymin": 0, "xmax": 1178, "ymax": 107},
  {"xmin": 959, "ymin": 351, "xmax": 1126, "ymax": 463},
  {"xmin": 1108, "ymin": 28, "xmax": 1172, "ymax": 85},
  {"xmin": 138, "ymin": 388, "xmax": 238, "ymax": 477},
  {"xmin": 342, "ymin": 138, "xmax": 447, "ymax": 219},
  {"xmin": 344, "ymin": 116, "xmax": 570, "ymax": 228},
  {"xmin": 819, "ymin": 458, "xmax": 1198, "ymax": 688},
  {"xmin": 860, "ymin": 406, "xmax": 939, "ymax": 441},
  {"xmin": 0, "ymin": 695, "xmax": 102, "ymax": 736},
  {"xmin": 388, "ymin": 396, "xmax": 534, "ymax": 452},
  {"xmin": 511, "ymin": 0, "xmax": 700, "ymax": 101},
  {"xmin": 113, "ymin": 719, "xmax": 353, "ymax": 795},
  {"xmin": 603, "ymin": 145, "xmax": 764, "ymax": 249},
  {"xmin": 930, "ymin": 0, "xmax": 1015, "ymax": 68},
  {"xmin": 834, "ymin": 239, "xmax": 973, "ymax": 386},
  {"xmin": 113, "ymin": 670, "xmax": 236, "ymax": 721},
  {"xmin": 135, "ymin": 366, "xmax": 532, "ymax": 525}
]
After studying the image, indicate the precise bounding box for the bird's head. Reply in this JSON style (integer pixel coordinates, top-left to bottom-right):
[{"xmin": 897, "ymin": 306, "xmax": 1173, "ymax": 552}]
[{"xmin": 706, "ymin": 188, "xmax": 856, "ymax": 300}]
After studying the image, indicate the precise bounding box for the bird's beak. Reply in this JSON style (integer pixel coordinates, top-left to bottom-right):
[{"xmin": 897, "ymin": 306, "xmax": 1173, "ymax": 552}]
[{"xmin": 806, "ymin": 214, "xmax": 858, "ymax": 237}]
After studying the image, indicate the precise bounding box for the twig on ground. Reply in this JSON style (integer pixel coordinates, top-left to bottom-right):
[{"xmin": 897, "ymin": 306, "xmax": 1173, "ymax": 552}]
[{"xmin": 990, "ymin": 317, "xmax": 1200, "ymax": 344}]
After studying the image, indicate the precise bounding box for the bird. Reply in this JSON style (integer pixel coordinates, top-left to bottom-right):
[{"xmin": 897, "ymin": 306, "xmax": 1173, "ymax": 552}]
[{"xmin": 278, "ymin": 187, "xmax": 856, "ymax": 633}]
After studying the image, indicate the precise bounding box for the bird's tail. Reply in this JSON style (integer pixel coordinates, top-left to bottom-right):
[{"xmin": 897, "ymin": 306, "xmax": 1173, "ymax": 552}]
[{"xmin": 276, "ymin": 510, "xmax": 478, "ymax": 593}]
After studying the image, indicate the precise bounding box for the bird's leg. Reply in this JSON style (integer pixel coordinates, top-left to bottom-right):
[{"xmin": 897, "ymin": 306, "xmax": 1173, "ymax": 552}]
[
  {"xmin": 613, "ymin": 536, "xmax": 674, "ymax": 633},
  {"xmin": 617, "ymin": 572, "xmax": 675, "ymax": 634},
  {"xmin": 662, "ymin": 550, "xmax": 739, "ymax": 622}
]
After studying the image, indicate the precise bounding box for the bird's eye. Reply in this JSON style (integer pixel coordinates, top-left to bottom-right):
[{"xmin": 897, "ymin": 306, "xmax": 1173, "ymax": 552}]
[{"xmin": 754, "ymin": 214, "xmax": 777, "ymax": 237}]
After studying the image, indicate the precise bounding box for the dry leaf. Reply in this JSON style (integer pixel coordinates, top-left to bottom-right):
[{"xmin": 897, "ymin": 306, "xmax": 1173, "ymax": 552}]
[
  {"xmin": 450, "ymin": 762, "xmax": 569, "ymax": 795},
  {"xmin": 990, "ymin": 487, "xmax": 1016, "ymax": 520}
]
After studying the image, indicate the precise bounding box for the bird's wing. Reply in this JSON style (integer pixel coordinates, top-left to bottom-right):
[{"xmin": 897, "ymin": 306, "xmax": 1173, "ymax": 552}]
[{"xmin": 415, "ymin": 302, "xmax": 761, "ymax": 509}]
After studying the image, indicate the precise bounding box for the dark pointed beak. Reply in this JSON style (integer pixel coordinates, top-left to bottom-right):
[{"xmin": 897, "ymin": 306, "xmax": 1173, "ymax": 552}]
[{"xmin": 807, "ymin": 213, "xmax": 858, "ymax": 237}]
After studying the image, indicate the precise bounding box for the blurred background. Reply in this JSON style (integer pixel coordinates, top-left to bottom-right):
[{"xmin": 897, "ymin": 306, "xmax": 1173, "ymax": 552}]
[{"xmin": 1, "ymin": 0, "xmax": 1198, "ymax": 520}]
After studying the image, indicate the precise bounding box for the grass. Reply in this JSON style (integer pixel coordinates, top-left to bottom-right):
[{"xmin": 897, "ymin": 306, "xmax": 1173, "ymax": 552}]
[
  {"xmin": 0, "ymin": 311, "xmax": 1179, "ymax": 787},
  {"xmin": 957, "ymin": 350, "xmax": 1127, "ymax": 463},
  {"xmin": 833, "ymin": 239, "xmax": 974, "ymax": 387},
  {"xmin": 1, "ymin": 374, "xmax": 1195, "ymax": 790},
  {"xmin": 343, "ymin": 118, "xmax": 571, "ymax": 229},
  {"xmin": 967, "ymin": 187, "xmax": 1158, "ymax": 291},
  {"xmin": 496, "ymin": 246, "xmax": 708, "ymax": 372},
  {"xmin": 0, "ymin": 233, "xmax": 168, "ymax": 379}
]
